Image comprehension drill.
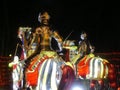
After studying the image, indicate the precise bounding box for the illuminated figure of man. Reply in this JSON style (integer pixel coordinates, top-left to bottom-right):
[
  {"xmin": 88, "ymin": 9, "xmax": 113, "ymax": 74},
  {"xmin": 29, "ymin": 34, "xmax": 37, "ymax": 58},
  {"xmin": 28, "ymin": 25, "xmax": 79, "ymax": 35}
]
[
  {"xmin": 36, "ymin": 11, "xmax": 63, "ymax": 52},
  {"xmin": 78, "ymin": 31, "xmax": 94, "ymax": 57},
  {"xmin": 25, "ymin": 11, "xmax": 63, "ymax": 60}
]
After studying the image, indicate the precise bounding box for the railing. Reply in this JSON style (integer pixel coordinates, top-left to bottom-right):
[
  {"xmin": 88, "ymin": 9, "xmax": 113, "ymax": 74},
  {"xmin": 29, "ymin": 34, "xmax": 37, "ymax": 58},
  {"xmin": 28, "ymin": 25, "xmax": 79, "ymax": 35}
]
[{"xmin": 0, "ymin": 56, "xmax": 13, "ymax": 89}]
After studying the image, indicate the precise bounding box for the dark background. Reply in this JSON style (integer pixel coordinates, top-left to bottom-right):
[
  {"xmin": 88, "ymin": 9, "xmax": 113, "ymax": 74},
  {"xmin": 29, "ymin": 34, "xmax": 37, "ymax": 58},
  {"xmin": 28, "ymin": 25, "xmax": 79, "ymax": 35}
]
[{"xmin": 0, "ymin": 0, "xmax": 120, "ymax": 56}]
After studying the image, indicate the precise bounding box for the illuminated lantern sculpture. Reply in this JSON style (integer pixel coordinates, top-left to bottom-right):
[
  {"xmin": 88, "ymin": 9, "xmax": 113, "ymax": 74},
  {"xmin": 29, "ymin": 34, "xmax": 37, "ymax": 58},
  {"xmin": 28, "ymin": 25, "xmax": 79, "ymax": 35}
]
[{"xmin": 76, "ymin": 54, "xmax": 117, "ymax": 90}]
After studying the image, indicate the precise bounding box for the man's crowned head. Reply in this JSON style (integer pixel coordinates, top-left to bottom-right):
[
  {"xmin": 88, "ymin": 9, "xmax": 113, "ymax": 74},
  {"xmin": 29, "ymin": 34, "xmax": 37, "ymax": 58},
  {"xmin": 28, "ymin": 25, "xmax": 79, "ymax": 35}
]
[{"xmin": 38, "ymin": 11, "xmax": 50, "ymax": 25}]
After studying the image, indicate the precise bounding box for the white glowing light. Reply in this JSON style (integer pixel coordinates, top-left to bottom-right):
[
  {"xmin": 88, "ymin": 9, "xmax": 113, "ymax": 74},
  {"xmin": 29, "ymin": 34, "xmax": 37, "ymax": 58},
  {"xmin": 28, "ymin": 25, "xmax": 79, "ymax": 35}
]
[{"xmin": 71, "ymin": 85, "xmax": 83, "ymax": 90}]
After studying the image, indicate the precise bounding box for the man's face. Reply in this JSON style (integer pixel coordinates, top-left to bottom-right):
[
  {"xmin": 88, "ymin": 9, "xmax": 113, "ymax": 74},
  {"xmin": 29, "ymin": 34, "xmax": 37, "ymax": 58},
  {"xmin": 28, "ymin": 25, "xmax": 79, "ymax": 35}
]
[
  {"xmin": 38, "ymin": 12, "xmax": 50, "ymax": 24},
  {"xmin": 81, "ymin": 34, "xmax": 85, "ymax": 40},
  {"xmin": 18, "ymin": 30, "xmax": 23, "ymax": 39},
  {"xmin": 81, "ymin": 33, "xmax": 87, "ymax": 40}
]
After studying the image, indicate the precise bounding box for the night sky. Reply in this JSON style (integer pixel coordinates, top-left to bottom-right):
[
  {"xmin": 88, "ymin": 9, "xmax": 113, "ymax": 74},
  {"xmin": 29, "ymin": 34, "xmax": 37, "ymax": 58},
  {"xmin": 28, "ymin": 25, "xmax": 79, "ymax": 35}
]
[{"xmin": 0, "ymin": 0, "xmax": 120, "ymax": 56}]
